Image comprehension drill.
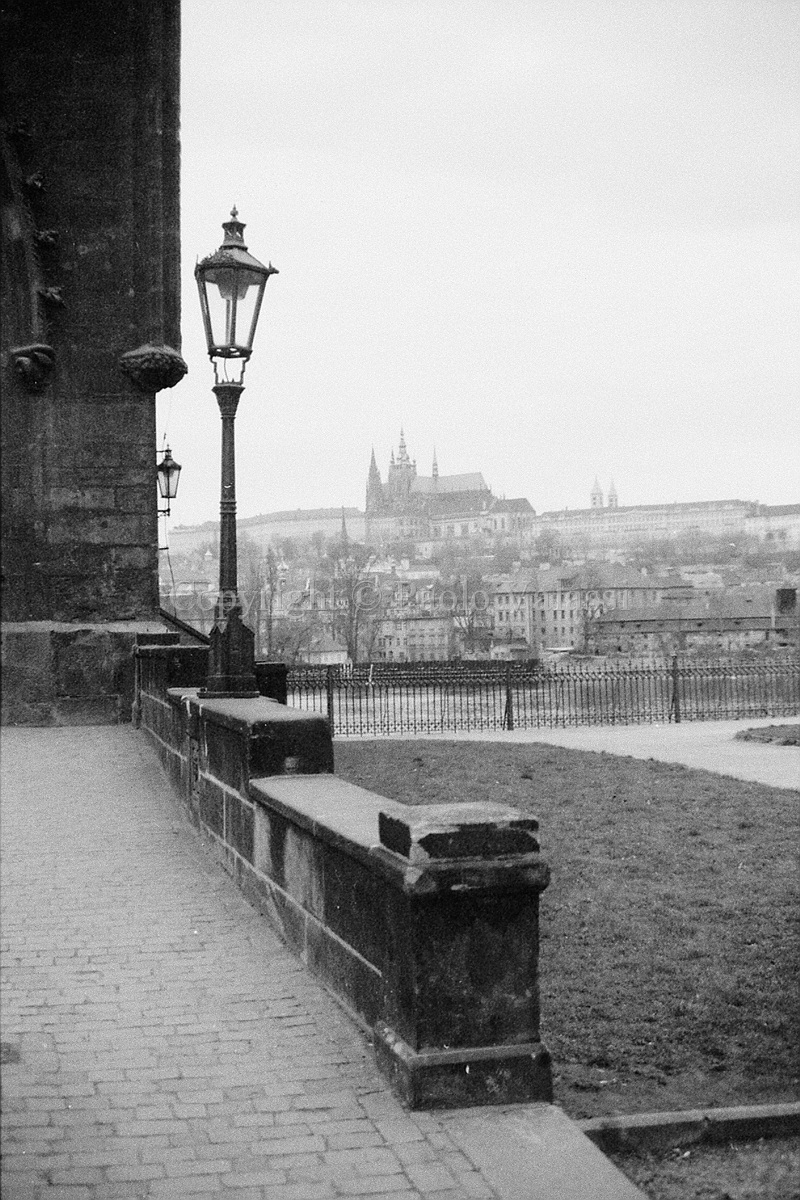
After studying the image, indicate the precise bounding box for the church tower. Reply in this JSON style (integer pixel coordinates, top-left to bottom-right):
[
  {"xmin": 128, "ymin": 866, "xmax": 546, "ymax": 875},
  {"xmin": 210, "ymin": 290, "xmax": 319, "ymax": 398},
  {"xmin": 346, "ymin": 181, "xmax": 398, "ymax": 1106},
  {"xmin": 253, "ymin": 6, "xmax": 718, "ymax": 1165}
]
[
  {"xmin": 387, "ymin": 429, "xmax": 417, "ymax": 499},
  {"xmin": 591, "ymin": 478, "xmax": 604, "ymax": 509},
  {"xmin": 607, "ymin": 480, "xmax": 618, "ymax": 509},
  {"xmin": 366, "ymin": 447, "xmax": 383, "ymax": 513}
]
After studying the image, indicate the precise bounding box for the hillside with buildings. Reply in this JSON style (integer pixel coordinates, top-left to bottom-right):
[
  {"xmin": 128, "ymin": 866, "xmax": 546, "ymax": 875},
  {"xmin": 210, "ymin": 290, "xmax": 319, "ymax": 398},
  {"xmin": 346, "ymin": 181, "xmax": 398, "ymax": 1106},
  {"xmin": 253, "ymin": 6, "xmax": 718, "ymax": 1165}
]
[{"xmin": 164, "ymin": 432, "xmax": 800, "ymax": 663}]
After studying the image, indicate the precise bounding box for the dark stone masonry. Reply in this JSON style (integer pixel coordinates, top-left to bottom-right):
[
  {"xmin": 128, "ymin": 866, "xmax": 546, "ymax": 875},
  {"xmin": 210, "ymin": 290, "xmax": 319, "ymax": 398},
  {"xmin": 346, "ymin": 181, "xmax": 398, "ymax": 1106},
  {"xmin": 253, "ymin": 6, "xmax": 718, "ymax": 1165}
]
[
  {"xmin": 135, "ymin": 641, "xmax": 553, "ymax": 1109},
  {"xmin": 1, "ymin": 0, "xmax": 184, "ymax": 724}
]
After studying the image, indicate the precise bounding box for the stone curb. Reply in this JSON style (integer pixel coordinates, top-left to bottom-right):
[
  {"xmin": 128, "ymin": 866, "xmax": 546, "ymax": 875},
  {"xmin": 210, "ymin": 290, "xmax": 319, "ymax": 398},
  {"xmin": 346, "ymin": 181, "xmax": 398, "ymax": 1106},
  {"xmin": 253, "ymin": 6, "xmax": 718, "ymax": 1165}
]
[{"xmin": 579, "ymin": 1101, "xmax": 800, "ymax": 1154}]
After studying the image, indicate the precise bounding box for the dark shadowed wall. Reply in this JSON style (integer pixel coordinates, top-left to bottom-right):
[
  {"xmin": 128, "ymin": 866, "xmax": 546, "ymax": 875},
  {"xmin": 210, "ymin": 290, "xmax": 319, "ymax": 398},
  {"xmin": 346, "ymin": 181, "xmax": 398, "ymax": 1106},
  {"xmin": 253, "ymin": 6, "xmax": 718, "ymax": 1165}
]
[
  {"xmin": 1, "ymin": 0, "xmax": 182, "ymax": 622},
  {"xmin": 1, "ymin": 0, "xmax": 185, "ymax": 723}
]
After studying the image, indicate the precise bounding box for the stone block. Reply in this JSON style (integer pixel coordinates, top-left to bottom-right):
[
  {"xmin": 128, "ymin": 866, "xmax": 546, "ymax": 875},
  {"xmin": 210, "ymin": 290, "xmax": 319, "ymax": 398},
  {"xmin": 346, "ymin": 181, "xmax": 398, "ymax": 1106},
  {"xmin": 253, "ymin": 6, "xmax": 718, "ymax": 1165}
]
[
  {"xmin": 46, "ymin": 512, "xmax": 150, "ymax": 546},
  {"xmin": 225, "ymin": 794, "xmax": 255, "ymax": 863},
  {"xmin": 199, "ymin": 779, "xmax": 225, "ymax": 839},
  {"xmin": 186, "ymin": 697, "xmax": 334, "ymax": 783},
  {"xmin": 2, "ymin": 622, "xmax": 168, "ymax": 726},
  {"xmin": 0, "ymin": 628, "xmax": 55, "ymax": 704},
  {"xmin": 113, "ymin": 486, "xmax": 151, "ymax": 514},
  {"xmin": 282, "ymin": 824, "xmax": 325, "ymax": 919},
  {"xmin": 373, "ymin": 1025, "xmax": 552, "ymax": 1110},
  {"xmin": 383, "ymin": 889, "xmax": 542, "ymax": 1052},
  {"xmin": 52, "ymin": 628, "xmax": 113, "ymax": 696},
  {"xmin": 305, "ymin": 917, "xmax": 382, "ymax": 1028},
  {"xmin": 322, "ymin": 841, "xmax": 388, "ymax": 968},
  {"xmin": 48, "ymin": 487, "xmax": 116, "ymax": 510},
  {"xmin": 379, "ymin": 803, "xmax": 540, "ymax": 863}
]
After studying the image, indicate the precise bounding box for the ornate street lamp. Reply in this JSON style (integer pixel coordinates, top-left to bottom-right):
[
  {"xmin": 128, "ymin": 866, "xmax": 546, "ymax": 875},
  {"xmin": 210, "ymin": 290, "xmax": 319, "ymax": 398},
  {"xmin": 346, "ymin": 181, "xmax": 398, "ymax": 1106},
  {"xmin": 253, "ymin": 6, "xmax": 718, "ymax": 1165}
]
[{"xmin": 195, "ymin": 209, "xmax": 278, "ymax": 696}]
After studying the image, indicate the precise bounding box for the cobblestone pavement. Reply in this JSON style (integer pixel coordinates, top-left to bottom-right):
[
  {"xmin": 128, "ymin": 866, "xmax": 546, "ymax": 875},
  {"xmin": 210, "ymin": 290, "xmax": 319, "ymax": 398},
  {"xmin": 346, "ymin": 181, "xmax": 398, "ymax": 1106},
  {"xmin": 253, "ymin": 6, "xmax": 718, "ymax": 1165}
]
[{"xmin": 0, "ymin": 727, "xmax": 502, "ymax": 1200}]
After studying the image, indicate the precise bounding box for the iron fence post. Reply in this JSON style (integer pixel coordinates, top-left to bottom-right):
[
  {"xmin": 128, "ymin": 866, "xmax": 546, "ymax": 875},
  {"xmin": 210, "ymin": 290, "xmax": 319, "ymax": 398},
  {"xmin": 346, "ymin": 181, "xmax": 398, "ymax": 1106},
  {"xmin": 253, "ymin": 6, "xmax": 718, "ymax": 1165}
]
[
  {"xmin": 326, "ymin": 665, "xmax": 335, "ymax": 731},
  {"xmin": 504, "ymin": 665, "xmax": 514, "ymax": 731},
  {"xmin": 671, "ymin": 654, "xmax": 681, "ymax": 723}
]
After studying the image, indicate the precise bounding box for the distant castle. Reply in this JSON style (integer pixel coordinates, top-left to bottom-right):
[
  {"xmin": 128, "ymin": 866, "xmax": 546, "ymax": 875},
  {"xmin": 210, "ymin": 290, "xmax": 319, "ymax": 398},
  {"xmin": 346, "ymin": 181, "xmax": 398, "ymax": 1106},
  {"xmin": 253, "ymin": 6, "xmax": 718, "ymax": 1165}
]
[
  {"xmin": 167, "ymin": 438, "xmax": 799, "ymax": 560},
  {"xmin": 365, "ymin": 431, "xmax": 533, "ymax": 547}
]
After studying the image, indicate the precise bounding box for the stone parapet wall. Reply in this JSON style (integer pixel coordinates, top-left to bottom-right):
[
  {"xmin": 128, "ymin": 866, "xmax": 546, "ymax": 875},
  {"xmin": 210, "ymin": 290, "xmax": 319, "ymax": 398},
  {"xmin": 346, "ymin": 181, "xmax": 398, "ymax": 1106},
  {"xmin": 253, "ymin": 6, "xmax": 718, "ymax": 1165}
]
[
  {"xmin": 1, "ymin": 622, "xmax": 175, "ymax": 726},
  {"xmin": 135, "ymin": 643, "xmax": 552, "ymax": 1109}
]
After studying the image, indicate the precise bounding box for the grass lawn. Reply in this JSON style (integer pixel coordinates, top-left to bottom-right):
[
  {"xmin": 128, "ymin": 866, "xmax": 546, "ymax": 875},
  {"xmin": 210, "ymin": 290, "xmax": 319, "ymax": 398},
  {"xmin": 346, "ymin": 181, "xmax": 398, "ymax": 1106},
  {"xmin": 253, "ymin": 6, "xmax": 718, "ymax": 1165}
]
[
  {"xmin": 334, "ymin": 739, "xmax": 800, "ymax": 1121},
  {"xmin": 736, "ymin": 723, "xmax": 800, "ymax": 746},
  {"xmin": 609, "ymin": 1137, "xmax": 800, "ymax": 1200}
]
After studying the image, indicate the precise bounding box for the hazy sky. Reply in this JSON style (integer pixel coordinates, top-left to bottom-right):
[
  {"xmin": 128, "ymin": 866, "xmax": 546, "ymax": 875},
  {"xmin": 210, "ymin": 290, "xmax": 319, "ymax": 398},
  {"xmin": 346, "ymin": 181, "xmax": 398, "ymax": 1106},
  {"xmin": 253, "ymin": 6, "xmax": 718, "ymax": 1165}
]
[{"xmin": 163, "ymin": 0, "xmax": 799, "ymax": 528}]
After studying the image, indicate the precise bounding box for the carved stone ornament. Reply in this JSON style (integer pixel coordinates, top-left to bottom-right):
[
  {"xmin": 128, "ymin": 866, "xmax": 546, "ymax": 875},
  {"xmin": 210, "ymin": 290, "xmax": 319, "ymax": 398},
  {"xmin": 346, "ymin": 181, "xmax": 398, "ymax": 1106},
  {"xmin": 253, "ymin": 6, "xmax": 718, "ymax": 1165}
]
[
  {"xmin": 10, "ymin": 343, "xmax": 55, "ymax": 392},
  {"xmin": 119, "ymin": 344, "xmax": 188, "ymax": 393}
]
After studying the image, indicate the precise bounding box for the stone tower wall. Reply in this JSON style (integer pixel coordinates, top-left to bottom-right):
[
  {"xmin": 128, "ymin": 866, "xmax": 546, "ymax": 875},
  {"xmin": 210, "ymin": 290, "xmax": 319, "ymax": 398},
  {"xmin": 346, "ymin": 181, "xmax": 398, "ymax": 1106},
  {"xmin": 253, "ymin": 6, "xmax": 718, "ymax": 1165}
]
[
  {"xmin": 1, "ymin": 0, "xmax": 182, "ymax": 624},
  {"xmin": 1, "ymin": 0, "xmax": 185, "ymax": 724}
]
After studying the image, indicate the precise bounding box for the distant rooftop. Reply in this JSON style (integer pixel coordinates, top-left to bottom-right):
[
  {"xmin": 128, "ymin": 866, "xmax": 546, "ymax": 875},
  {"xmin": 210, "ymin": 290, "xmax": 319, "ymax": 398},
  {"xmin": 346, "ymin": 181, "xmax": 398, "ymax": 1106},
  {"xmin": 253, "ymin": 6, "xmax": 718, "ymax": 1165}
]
[
  {"xmin": 412, "ymin": 473, "xmax": 489, "ymax": 495},
  {"xmin": 173, "ymin": 507, "xmax": 364, "ymax": 532},
  {"xmin": 538, "ymin": 499, "xmax": 757, "ymax": 519}
]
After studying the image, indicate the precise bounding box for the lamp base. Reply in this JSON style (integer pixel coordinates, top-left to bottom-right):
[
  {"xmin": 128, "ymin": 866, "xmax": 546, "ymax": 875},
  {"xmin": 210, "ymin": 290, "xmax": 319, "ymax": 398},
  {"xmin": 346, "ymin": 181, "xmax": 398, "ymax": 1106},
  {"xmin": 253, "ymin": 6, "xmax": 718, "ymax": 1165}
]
[{"xmin": 200, "ymin": 605, "xmax": 260, "ymax": 698}]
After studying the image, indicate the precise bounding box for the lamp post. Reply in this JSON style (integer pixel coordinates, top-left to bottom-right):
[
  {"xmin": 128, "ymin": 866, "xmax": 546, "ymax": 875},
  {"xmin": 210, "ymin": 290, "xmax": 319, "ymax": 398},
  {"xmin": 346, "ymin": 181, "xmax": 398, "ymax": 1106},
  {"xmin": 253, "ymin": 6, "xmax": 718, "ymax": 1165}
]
[{"xmin": 195, "ymin": 208, "xmax": 278, "ymax": 697}]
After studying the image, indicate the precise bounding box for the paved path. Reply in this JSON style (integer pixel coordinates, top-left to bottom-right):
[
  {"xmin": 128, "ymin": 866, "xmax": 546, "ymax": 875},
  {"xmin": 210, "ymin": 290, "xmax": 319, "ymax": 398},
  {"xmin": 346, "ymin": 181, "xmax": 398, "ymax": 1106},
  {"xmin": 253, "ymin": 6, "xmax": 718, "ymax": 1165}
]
[
  {"xmin": 402, "ymin": 717, "xmax": 800, "ymax": 791},
  {"xmin": 0, "ymin": 726, "xmax": 641, "ymax": 1200}
]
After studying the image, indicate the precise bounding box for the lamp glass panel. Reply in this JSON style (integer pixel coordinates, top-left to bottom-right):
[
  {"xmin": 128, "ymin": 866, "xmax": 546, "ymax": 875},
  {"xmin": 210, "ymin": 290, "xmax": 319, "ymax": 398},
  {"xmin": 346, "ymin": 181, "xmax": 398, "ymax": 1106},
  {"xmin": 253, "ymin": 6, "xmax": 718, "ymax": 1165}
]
[
  {"xmin": 157, "ymin": 457, "xmax": 181, "ymax": 500},
  {"xmin": 163, "ymin": 462, "xmax": 181, "ymax": 499},
  {"xmin": 202, "ymin": 266, "xmax": 265, "ymax": 355}
]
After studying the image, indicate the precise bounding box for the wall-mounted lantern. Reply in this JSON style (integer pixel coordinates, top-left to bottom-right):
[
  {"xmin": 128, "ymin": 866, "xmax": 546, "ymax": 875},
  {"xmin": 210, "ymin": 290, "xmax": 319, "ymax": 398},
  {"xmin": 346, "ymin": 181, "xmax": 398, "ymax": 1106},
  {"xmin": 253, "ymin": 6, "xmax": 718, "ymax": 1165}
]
[{"xmin": 156, "ymin": 446, "xmax": 181, "ymax": 518}]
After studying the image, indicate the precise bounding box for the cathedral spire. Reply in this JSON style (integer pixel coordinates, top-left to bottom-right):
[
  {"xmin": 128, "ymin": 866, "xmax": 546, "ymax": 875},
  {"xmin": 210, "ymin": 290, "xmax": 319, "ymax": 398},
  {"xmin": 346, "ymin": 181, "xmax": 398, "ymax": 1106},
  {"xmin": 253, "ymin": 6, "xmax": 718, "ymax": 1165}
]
[
  {"xmin": 366, "ymin": 446, "xmax": 383, "ymax": 513},
  {"xmin": 432, "ymin": 447, "xmax": 439, "ymax": 480},
  {"xmin": 591, "ymin": 477, "xmax": 604, "ymax": 509}
]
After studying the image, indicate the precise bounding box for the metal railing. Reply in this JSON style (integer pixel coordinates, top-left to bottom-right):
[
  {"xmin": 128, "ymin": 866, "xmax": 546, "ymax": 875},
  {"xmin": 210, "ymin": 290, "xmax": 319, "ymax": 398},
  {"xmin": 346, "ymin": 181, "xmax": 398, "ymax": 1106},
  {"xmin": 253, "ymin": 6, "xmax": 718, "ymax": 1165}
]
[{"xmin": 287, "ymin": 656, "xmax": 800, "ymax": 737}]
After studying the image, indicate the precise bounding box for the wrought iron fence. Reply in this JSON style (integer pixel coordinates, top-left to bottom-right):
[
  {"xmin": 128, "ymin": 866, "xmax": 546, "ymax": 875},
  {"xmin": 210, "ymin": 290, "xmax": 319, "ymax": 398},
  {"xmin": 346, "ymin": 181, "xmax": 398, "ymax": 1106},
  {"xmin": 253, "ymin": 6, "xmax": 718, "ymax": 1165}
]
[{"xmin": 287, "ymin": 657, "xmax": 800, "ymax": 737}]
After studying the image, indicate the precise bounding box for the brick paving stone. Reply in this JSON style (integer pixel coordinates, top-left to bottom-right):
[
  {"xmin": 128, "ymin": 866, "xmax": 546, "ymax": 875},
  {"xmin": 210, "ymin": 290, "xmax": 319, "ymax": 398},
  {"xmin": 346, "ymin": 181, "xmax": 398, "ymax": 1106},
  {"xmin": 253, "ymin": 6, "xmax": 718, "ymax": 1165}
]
[
  {"xmin": 347, "ymin": 1193, "xmax": 421, "ymax": 1200},
  {"xmin": 338, "ymin": 1177, "xmax": 416, "ymax": 1195},
  {"xmin": 0, "ymin": 728, "xmax": 507, "ymax": 1200},
  {"xmin": 375, "ymin": 1117, "xmax": 426, "ymax": 1144},
  {"xmin": 404, "ymin": 1161, "xmax": 465, "ymax": 1193}
]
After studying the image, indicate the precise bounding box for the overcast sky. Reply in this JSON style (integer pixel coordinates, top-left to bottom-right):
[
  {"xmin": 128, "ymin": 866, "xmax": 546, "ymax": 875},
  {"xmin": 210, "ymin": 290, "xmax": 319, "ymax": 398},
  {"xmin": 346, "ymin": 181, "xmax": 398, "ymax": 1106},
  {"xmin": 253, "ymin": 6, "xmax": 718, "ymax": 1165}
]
[{"xmin": 163, "ymin": 0, "xmax": 799, "ymax": 529}]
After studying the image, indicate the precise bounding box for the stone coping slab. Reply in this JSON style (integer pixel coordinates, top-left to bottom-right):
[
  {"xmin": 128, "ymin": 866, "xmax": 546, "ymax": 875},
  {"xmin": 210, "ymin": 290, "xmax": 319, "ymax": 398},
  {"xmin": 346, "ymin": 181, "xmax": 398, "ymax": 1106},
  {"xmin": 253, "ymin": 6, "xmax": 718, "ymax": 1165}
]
[
  {"xmin": 579, "ymin": 1100, "xmax": 800, "ymax": 1154},
  {"xmin": 178, "ymin": 689, "xmax": 324, "ymax": 729},
  {"xmin": 438, "ymin": 1103, "xmax": 645, "ymax": 1199},
  {"xmin": 250, "ymin": 774, "xmax": 551, "ymax": 897},
  {"xmin": 2, "ymin": 620, "xmax": 173, "ymax": 632},
  {"xmin": 251, "ymin": 772, "xmax": 396, "ymax": 848}
]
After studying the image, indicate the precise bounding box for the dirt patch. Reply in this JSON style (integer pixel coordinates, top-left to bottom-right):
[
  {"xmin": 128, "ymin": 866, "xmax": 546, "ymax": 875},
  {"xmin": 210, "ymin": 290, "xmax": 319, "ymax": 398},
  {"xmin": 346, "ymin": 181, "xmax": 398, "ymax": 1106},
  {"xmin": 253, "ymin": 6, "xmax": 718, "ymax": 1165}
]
[
  {"xmin": 735, "ymin": 724, "xmax": 800, "ymax": 746},
  {"xmin": 334, "ymin": 740, "xmax": 800, "ymax": 1120},
  {"xmin": 610, "ymin": 1136, "xmax": 800, "ymax": 1199}
]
